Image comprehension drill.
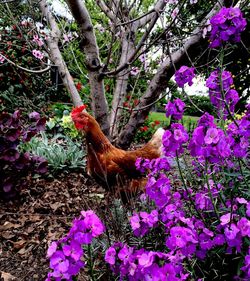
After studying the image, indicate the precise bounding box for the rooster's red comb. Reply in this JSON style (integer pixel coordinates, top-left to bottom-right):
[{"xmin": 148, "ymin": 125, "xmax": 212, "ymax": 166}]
[{"xmin": 71, "ymin": 105, "xmax": 87, "ymax": 116}]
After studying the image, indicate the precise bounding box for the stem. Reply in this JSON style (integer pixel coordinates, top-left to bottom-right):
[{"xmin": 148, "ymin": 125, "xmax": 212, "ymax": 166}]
[
  {"xmin": 211, "ymin": 173, "xmax": 227, "ymax": 208},
  {"xmin": 238, "ymin": 158, "xmax": 249, "ymax": 190},
  {"xmin": 176, "ymin": 153, "xmax": 208, "ymax": 226},
  {"xmin": 88, "ymin": 244, "xmax": 96, "ymax": 281},
  {"xmin": 218, "ymin": 48, "xmax": 239, "ymax": 129},
  {"xmin": 204, "ymin": 160, "xmax": 220, "ymax": 221}
]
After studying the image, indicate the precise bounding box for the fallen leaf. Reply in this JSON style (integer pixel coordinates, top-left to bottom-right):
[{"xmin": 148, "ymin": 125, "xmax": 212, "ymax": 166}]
[
  {"xmin": 12, "ymin": 240, "xmax": 26, "ymax": 249},
  {"xmin": 0, "ymin": 271, "xmax": 16, "ymax": 281},
  {"xmin": 50, "ymin": 202, "xmax": 65, "ymax": 211},
  {"xmin": 1, "ymin": 231, "xmax": 15, "ymax": 240},
  {"xmin": 0, "ymin": 222, "xmax": 22, "ymax": 231}
]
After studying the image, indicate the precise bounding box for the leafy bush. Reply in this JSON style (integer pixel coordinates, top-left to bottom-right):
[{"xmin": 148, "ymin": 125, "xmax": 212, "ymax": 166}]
[
  {"xmin": 22, "ymin": 132, "xmax": 86, "ymax": 173},
  {"xmin": 46, "ymin": 115, "xmax": 80, "ymax": 139},
  {"xmin": 0, "ymin": 110, "xmax": 47, "ymax": 199},
  {"xmin": 183, "ymin": 95, "xmax": 214, "ymax": 117},
  {"xmin": 134, "ymin": 117, "xmax": 161, "ymax": 143}
]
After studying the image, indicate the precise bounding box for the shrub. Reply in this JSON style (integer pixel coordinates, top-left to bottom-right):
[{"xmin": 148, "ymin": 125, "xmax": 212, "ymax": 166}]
[
  {"xmin": 22, "ymin": 132, "xmax": 86, "ymax": 173},
  {"xmin": 0, "ymin": 110, "xmax": 47, "ymax": 199},
  {"xmin": 134, "ymin": 117, "xmax": 161, "ymax": 143},
  {"xmin": 46, "ymin": 115, "xmax": 80, "ymax": 139}
]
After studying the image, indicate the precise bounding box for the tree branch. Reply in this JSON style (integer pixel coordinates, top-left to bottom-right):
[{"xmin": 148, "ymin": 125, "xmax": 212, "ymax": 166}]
[
  {"xmin": 0, "ymin": 54, "xmax": 51, "ymax": 74},
  {"xmin": 117, "ymin": 0, "xmax": 225, "ymax": 148},
  {"xmin": 102, "ymin": 0, "xmax": 167, "ymax": 77},
  {"xmin": 96, "ymin": 0, "xmax": 116, "ymax": 20},
  {"xmin": 39, "ymin": 0, "xmax": 83, "ymax": 107},
  {"xmin": 66, "ymin": 0, "xmax": 109, "ymax": 135}
]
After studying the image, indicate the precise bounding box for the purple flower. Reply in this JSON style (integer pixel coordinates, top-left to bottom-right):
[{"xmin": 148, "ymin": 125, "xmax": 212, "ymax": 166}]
[
  {"xmin": 29, "ymin": 111, "xmax": 40, "ymax": 121},
  {"xmin": 163, "ymin": 123, "xmax": 189, "ymax": 157},
  {"xmin": 166, "ymin": 226, "xmax": 197, "ymax": 250},
  {"xmin": 137, "ymin": 251, "xmax": 155, "ymax": 268},
  {"xmin": 237, "ymin": 218, "xmax": 250, "ymax": 237},
  {"xmin": 47, "ymin": 242, "xmax": 58, "ymax": 258},
  {"xmin": 206, "ymin": 70, "xmax": 239, "ymax": 119},
  {"xmin": 62, "ymin": 240, "xmax": 83, "ymax": 261},
  {"xmin": 80, "ymin": 210, "xmax": 105, "ymax": 238},
  {"xmin": 204, "ymin": 128, "xmax": 220, "ymax": 145},
  {"xmin": 220, "ymin": 213, "xmax": 231, "ymax": 225},
  {"xmin": 50, "ymin": 250, "xmax": 69, "ymax": 273},
  {"xmin": 165, "ymin": 98, "xmax": 185, "ymax": 120},
  {"xmin": 197, "ymin": 112, "xmax": 215, "ymax": 127},
  {"xmin": 105, "ymin": 246, "xmax": 117, "ymax": 265},
  {"xmin": 174, "ymin": 66, "xmax": 195, "ymax": 88},
  {"xmin": 209, "ymin": 7, "xmax": 247, "ymax": 48},
  {"xmin": 118, "ymin": 245, "xmax": 133, "ymax": 264},
  {"xmin": 67, "ymin": 259, "xmax": 85, "ymax": 276},
  {"xmin": 135, "ymin": 157, "xmax": 151, "ymax": 173},
  {"xmin": 224, "ymin": 224, "xmax": 240, "ymax": 240},
  {"xmin": 47, "ymin": 210, "xmax": 104, "ymax": 280}
]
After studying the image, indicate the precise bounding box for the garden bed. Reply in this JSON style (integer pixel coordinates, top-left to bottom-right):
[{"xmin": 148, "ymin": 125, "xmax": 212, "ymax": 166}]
[{"xmin": 0, "ymin": 173, "xmax": 106, "ymax": 281}]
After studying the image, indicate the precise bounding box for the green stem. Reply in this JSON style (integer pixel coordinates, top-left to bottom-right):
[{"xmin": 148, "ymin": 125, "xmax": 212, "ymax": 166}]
[
  {"xmin": 176, "ymin": 153, "xmax": 208, "ymax": 226},
  {"xmin": 238, "ymin": 158, "xmax": 249, "ymax": 190},
  {"xmin": 218, "ymin": 49, "xmax": 239, "ymax": 129},
  {"xmin": 204, "ymin": 160, "xmax": 220, "ymax": 221},
  {"xmin": 88, "ymin": 244, "xmax": 96, "ymax": 281}
]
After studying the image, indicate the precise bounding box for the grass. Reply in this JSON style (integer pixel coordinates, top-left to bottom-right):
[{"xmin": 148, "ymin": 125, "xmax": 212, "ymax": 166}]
[{"xmin": 149, "ymin": 111, "xmax": 199, "ymax": 131}]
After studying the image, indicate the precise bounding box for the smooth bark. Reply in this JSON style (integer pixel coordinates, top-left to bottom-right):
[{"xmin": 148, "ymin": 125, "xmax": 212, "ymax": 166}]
[
  {"xmin": 39, "ymin": 0, "xmax": 83, "ymax": 107},
  {"xmin": 66, "ymin": 0, "xmax": 110, "ymax": 135}
]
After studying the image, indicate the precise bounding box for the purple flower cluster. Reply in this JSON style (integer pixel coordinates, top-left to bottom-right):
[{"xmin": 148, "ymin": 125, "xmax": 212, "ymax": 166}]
[
  {"xmin": 165, "ymin": 98, "xmax": 186, "ymax": 120},
  {"xmin": 174, "ymin": 66, "xmax": 195, "ymax": 88},
  {"xmin": 227, "ymin": 111, "xmax": 250, "ymax": 158},
  {"xmin": 105, "ymin": 243, "xmax": 187, "ymax": 280},
  {"xmin": 0, "ymin": 110, "xmax": 47, "ymax": 198},
  {"xmin": 189, "ymin": 109, "xmax": 250, "ymax": 162},
  {"xmin": 135, "ymin": 157, "xmax": 171, "ymax": 175},
  {"xmin": 206, "ymin": 70, "xmax": 239, "ymax": 119},
  {"xmin": 189, "ymin": 117, "xmax": 231, "ymax": 162},
  {"xmin": 209, "ymin": 7, "xmax": 247, "ymax": 48},
  {"xmin": 126, "ymin": 101, "xmax": 249, "ymax": 280},
  {"xmin": 46, "ymin": 210, "xmax": 105, "ymax": 281},
  {"xmin": 130, "ymin": 209, "xmax": 158, "ymax": 236},
  {"xmin": 162, "ymin": 123, "xmax": 189, "ymax": 157}
]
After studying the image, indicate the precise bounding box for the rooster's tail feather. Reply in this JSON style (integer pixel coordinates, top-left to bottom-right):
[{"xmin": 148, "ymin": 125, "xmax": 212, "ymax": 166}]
[{"xmin": 148, "ymin": 127, "xmax": 165, "ymax": 155}]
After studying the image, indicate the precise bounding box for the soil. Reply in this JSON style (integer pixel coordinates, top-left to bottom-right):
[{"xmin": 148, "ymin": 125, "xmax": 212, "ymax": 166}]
[{"xmin": 0, "ymin": 172, "xmax": 108, "ymax": 281}]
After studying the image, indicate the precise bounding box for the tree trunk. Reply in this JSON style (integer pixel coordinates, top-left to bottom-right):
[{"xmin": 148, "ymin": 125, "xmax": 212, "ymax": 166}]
[
  {"xmin": 110, "ymin": 31, "xmax": 135, "ymax": 137},
  {"xmin": 39, "ymin": 0, "xmax": 83, "ymax": 107},
  {"xmin": 66, "ymin": 0, "xmax": 110, "ymax": 135}
]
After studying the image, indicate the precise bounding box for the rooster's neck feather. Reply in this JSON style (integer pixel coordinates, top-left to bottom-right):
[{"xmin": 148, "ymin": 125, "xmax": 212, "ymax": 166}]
[{"xmin": 85, "ymin": 124, "xmax": 112, "ymax": 152}]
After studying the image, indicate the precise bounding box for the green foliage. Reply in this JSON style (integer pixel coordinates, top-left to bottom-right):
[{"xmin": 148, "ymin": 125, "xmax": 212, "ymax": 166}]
[
  {"xmin": 22, "ymin": 132, "xmax": 86, "ymax": 173},
  {"xmin": 183, "ymin": 95, "xmax": 214, "ymax": 116},
  {"xmin": 46, "ymin": 114, "xmax": 80, "ymax": 139},
  {"xmin": 134, "ymin": 116, "xmax": 161, "ymax": 143},
  {"xmin": 162, "ymin": 90, "xmax": 214, "ymax": 117},
  {"xmin": 149, "ymin": 111, "xmax": 198, "ymax": 131}
]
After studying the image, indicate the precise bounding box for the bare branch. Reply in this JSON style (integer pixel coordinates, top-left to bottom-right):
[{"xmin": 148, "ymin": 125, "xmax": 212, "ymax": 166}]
[
  {"xmin": 102, "ymin": 0, "xmax": 167, "ymax": 76},
  {"xmin": 66, "ymin": 0, "xmax": 109, "ymax": 135},
  {"xmin": 0, "ymin": 54, "xmax": 51, "ymax": 74},
  {"xmin": 96, "ymin": 0, "xmax": 116, "ymax": 20},
  {"xmin": 116, "ymin": 9, "xmax": 155, "ymax": 27},
  {"xmin": 39, "ymin": 0, "xmax": 83, "ymax": 107}
]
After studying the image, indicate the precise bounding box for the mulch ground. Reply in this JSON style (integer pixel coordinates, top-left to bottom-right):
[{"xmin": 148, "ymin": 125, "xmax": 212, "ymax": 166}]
[{"xmin": 0, "ymin": 172, "xmax": 107, "ymax": 281}]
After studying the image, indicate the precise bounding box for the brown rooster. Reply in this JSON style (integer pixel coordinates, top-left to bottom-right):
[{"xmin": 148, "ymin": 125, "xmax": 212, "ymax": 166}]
[{"xmin": 71, "ymin": 105, "xmax": 164, "ymax": 197}]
